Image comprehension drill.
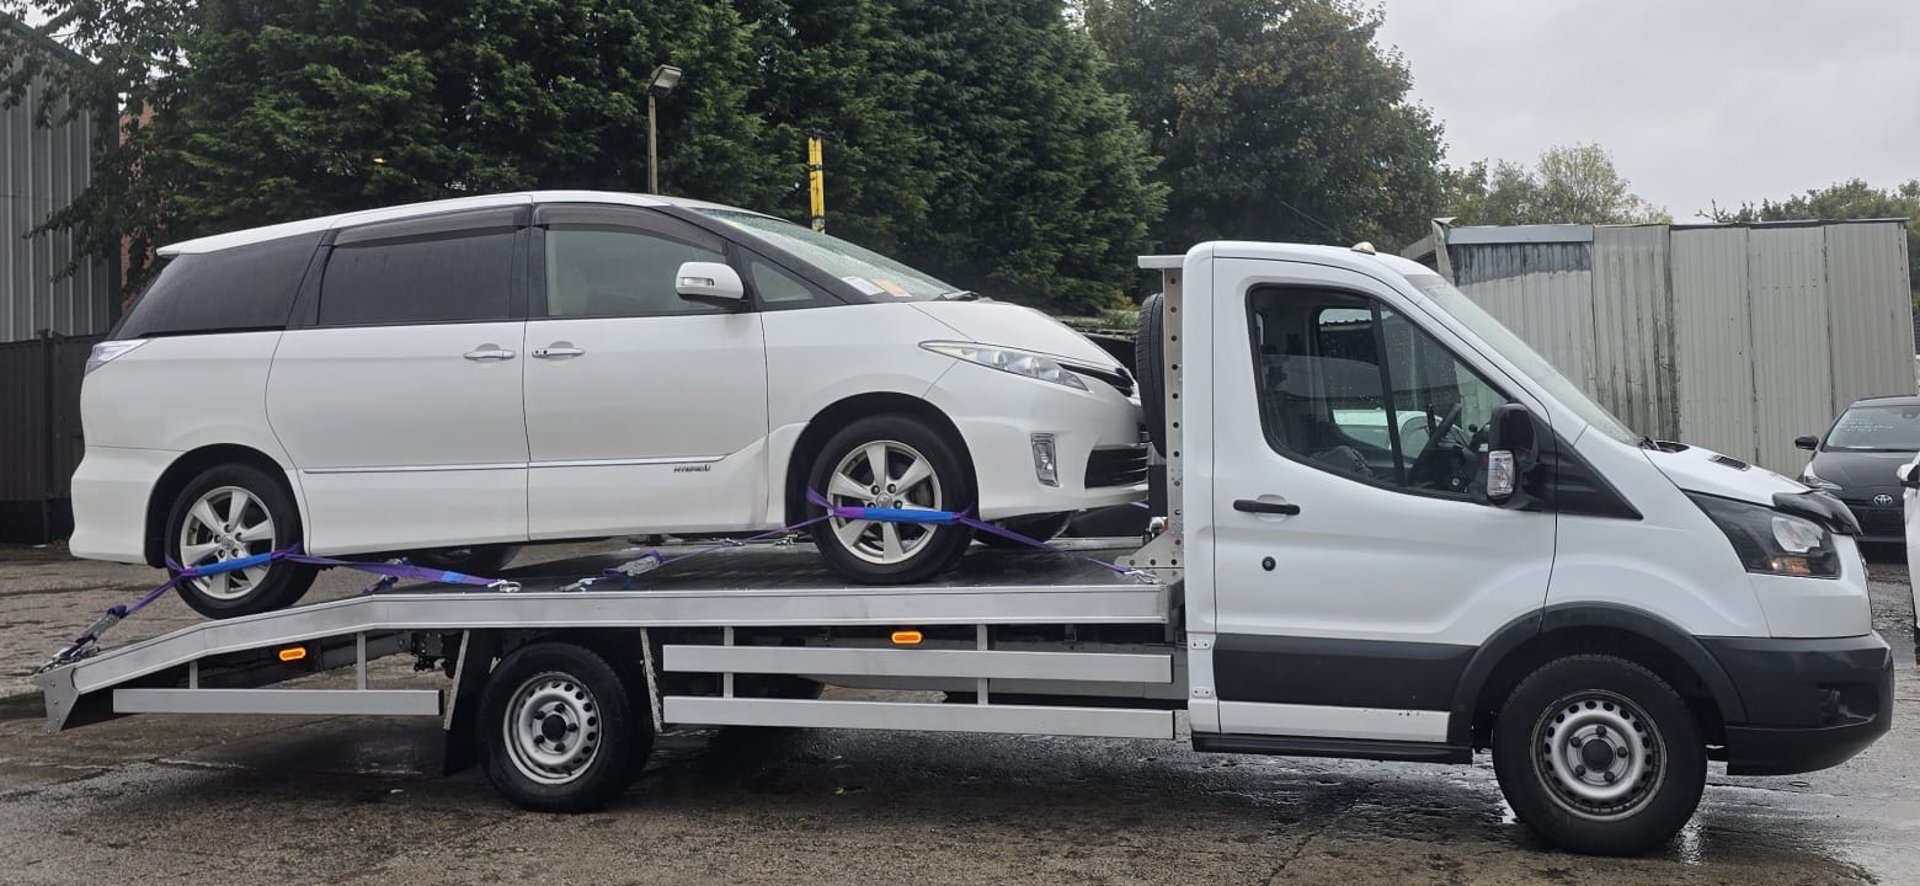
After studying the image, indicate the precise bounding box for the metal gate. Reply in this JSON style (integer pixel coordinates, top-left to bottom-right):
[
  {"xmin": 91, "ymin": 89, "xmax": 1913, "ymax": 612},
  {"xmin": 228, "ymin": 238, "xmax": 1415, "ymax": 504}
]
[{"xmin": 0, "ymin": 331, "xmax": 103, "ymax": 543}]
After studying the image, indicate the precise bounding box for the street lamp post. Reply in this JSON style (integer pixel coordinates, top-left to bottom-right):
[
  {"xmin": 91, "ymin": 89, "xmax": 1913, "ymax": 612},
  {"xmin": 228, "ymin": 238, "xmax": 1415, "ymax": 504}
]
[{"xmin": 645, "ymin": 64, "xmax": 682, "ymax": 194}]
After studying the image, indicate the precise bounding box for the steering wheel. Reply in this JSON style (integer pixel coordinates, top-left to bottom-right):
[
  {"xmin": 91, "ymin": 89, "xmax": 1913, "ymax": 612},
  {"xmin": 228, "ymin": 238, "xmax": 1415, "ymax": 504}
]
[{"xmin": 1407, "ymin": 404, "xmax": 1465, "ymax": 489}]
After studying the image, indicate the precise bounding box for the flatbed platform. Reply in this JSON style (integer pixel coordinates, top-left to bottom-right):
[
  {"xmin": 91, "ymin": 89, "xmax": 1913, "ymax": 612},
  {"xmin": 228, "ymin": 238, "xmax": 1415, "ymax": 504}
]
[{"xmin": 36, "ymin": 540, "xmax": 1174, "ymax": 734}]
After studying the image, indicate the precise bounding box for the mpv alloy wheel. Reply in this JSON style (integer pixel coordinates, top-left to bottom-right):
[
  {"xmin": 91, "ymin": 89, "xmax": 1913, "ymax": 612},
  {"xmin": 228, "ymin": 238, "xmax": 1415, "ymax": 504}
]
[
  {"xmin": 177, "ymin": 485, "xmax": 276, "ymax": 600},
  {"xmin": 808, "ymin": 414, "xmax": 974, "ymax": 584},
  {"xmin": 165, "ymin": 463, "xmax": 317, "ymax": 618},
  {"xmin": 827, "ymin": 439, "xmax": 945, "ymax": 566}
]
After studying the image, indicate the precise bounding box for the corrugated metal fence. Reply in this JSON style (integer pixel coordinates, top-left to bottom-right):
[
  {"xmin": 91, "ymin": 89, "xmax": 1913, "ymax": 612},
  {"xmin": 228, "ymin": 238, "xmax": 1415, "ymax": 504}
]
[
  {"xmin": 3, "ymin": 53, "xmax": 112, "ymax": 342},
  {"xmin": 0, "ymin": 332, "xmax": 101, "ymax": 542},
  {"xmin": 1445, "ymin": 220, "xmax": 1914, "ymax": 475}
]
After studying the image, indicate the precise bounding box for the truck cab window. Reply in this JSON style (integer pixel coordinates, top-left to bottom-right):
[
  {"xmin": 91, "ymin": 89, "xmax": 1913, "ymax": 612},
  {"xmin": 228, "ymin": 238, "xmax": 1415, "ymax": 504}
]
[{"xmin": 1248, "ymin": 286, "xmax": 1508, "ymax": 497}]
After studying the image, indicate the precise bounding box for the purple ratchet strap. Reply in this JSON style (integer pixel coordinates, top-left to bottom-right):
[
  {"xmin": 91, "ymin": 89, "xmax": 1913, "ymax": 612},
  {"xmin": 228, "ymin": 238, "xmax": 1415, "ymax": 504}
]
[{"xmin": 805, "ymin": 489, "xmax": 1145, "ymax": 578}]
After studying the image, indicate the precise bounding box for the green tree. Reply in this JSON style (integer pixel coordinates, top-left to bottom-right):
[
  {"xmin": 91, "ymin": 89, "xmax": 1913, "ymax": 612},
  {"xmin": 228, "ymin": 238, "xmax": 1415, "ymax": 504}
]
[
  {"xmin": 1085, "ymin": 0, "xmax": 1446, "ymax": 254},
  {"xmin": 735, "ymin": 0, "xmax": 938, "ymax": 256},
  {"xmin": 5, "ymin": 0, "xmax": 781, "ymax": 289},
  {"xmin": 885, "ymin": 0, "xmax": 1165, "ymax": 313},
  {"xmin": 1441, "ymin": 143, "xmax": 1668, "ymax": 226},
  {"xmin": 1706, "ymin": 178, "xmax": 1920, "ymax": 292}
]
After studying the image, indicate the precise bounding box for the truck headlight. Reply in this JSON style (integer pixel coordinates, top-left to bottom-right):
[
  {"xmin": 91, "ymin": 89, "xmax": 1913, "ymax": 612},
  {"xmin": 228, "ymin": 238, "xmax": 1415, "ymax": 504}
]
[
  {"xmin": 1688, "ymin": 492, "xmax": 1840, "ymax": 578},
  {"xmin": 922, "ymin": 342, "xmax": 1088, "ymax": 391}
]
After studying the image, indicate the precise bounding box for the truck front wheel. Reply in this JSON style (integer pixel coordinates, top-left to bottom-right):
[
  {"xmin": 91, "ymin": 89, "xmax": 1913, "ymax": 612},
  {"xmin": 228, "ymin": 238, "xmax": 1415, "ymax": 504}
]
[
  {"xmin": 1491, "ymin": 655, "xmax": 1707, "ymax": 856},
  {"xmin": 479, "ymin": 641, "xmax": 652, "ymax": 813}
]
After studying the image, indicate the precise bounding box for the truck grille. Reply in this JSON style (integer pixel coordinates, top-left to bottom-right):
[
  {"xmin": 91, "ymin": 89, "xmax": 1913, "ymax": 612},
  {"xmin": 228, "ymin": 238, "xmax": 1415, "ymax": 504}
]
[{"xmin": 1085, "ymin": 445, "xmax": 1149, "ymax": 488}]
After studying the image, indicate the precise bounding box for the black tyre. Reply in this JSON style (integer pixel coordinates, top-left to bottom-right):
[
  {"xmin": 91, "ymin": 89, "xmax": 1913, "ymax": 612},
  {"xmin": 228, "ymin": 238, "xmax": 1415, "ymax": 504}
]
[
  {"xmin": 1135, "ymin": 292, "xmax": 1168, "ymax": 455},
  {"xmin": 1492, "ymin": 655, "xmax": 1707, "ymax": 856},
  {"xmin": 164, "ymin": 463, "xmax": 317, "ymax": 619},
  {"xmin": 976, "ymin": 512, "xmax": 1074, "ymax": 549},
  {"xmin": 808, "ymin": 414, "xmax": 974, "ymax": 584},
  {"xmin": 480, "ymin": 641, "xmax": 651, "ymax": 813},
  {"xmin": 409, "ymin": 544, "xmax": 521, "ymax": 578}
]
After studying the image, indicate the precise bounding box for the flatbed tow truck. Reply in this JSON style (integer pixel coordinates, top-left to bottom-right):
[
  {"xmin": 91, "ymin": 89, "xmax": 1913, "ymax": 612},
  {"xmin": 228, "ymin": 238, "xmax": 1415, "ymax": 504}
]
[{"xmin": 34, "ymin": 246, "xmax": 1894, "ymax": 856}]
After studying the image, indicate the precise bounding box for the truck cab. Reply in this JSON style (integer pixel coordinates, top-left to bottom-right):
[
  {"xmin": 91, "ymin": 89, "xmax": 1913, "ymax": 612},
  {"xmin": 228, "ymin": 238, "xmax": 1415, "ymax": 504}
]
[{"xmin": 1150, "ymin": 242, "xmax": 1891, "ymax": 854}]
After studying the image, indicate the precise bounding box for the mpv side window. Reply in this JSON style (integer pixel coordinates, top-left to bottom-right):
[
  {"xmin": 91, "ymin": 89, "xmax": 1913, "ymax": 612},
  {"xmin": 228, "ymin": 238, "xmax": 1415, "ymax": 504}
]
[
  {"xmin": 115, "ymin": 232, "xmax": 322, "ymax": 338},
  {"xmin": 1248, "ymin": 286, "xmax": 1509, "ymax": 498},
  {"xmin": 544, "ymin": 227, "xmax": 727, "ymax": 318},
  {"xmin": 318, "ymin": 229, "xmax": 515, "ymax": 327}
]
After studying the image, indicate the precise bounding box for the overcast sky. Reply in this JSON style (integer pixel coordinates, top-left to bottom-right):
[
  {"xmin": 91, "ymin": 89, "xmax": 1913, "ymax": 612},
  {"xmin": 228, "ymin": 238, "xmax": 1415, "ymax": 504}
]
[{"xmin": 1375, "ymin": 0, "xmax": 1920, "ymax": 219}]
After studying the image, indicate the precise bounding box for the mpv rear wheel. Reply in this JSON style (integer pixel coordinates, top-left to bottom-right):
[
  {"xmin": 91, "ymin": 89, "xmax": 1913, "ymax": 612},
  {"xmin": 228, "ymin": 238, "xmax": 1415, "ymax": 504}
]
[
  {"xmin": 809, "ymin": 415, "xmax": 973, "ymax": 584},
  {"xmin": 165, "ymin": 463, "xmax": 317, "ymax": 619}
]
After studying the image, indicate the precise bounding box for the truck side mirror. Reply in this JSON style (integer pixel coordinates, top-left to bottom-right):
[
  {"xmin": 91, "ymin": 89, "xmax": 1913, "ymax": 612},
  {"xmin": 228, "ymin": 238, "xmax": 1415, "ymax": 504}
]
[
  {"xmin": 1485, "ymin": 403, "xmax": 1537, "ymax": 504},
  {"xmin": 1898, "ymin": 462, "xmax": 1920, "ymax": 490},
  {"xmin": 1794, "ymin": 434, "xmax": 1820, "ymax": 451}
]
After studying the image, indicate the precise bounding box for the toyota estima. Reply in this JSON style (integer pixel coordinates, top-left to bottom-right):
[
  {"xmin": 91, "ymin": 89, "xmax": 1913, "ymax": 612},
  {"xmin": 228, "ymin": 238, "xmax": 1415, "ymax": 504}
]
[{"xmin": 71, "ymin": 192, "xmax": 1146, "ymax": 618}]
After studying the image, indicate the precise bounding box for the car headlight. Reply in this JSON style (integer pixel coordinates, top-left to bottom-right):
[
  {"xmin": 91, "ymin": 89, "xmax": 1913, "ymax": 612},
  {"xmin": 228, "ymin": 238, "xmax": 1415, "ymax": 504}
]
[
  {"xmin": 921, "ymin": 341, "xmax": 1088, "ymax": 390},
  {"xmin": 1799, "ymin": 463, "xmax": 1842, "ymax": 493},
  {"xmin": 1688, "ymin": 492, "xmax": 1840, "ymax": 578}
]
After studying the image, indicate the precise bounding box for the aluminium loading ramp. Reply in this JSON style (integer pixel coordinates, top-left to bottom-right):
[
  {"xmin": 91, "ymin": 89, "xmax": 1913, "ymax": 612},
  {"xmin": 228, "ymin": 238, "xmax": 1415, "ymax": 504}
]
[{"xmin": 36, "ymin": 542, "xmax": 1181, "ymax": 741}]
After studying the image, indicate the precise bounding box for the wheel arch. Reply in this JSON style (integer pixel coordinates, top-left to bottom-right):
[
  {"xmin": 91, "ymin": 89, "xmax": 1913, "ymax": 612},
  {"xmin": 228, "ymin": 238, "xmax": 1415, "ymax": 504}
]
[
  {"xmin": 144, "ymin": 444, "xmax": 300, "ymax": 567},
  {"xmin": 1450, "ymin": 603, "xmax": 1745, "ymax": 749},
  {"xmin": 782, "ymin": 392, "xmax": 976, "ymax": 525}
]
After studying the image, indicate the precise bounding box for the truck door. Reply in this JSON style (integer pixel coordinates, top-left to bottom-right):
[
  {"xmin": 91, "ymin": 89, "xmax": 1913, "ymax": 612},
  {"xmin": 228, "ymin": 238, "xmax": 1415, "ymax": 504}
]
[{"xmin": 1199, "ymin": 257, "xmax": 1555, "ymax": 748}]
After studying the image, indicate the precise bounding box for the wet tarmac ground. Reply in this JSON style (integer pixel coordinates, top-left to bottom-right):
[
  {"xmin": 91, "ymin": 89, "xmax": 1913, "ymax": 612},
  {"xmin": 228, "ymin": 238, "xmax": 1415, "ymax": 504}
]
[{"xmin": 0, "ymin": 542, "xmax": 1916, "ymax": 885}]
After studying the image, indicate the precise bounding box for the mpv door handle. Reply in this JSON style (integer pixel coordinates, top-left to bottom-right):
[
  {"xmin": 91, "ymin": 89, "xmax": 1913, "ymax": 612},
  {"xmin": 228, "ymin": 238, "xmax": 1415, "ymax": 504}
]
[
  {"xmin": 1233, "ymin": 499, "xmax": 1301, "ymax": 516},
  {"xmin": 531, "ymin": 346, "xmax": 586, "ymax": 359},
  {"xmin": 462, "ymin": 347, "xmax": 517, "ymax": 361}
]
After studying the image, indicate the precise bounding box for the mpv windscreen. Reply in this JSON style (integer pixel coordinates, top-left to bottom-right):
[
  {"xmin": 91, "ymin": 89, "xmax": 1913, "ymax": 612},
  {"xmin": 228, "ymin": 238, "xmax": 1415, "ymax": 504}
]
[{"xmin": 695, "ymin": 208, "xmax": 958, "ymax": 301}]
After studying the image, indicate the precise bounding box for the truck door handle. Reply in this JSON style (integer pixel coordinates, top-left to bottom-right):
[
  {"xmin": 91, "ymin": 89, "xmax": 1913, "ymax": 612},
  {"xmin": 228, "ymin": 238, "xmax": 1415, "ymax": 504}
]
[
  {"xmin": 462, "ymin": 347, "xmax": 517, "ymax": 361},
  {"xmin": 531, "ymin": 346, "xmax": 586, "ymax": 359},
  {"xmin": 1234, "ymin": 499, "xmax": 1301, "ymax": 516}
]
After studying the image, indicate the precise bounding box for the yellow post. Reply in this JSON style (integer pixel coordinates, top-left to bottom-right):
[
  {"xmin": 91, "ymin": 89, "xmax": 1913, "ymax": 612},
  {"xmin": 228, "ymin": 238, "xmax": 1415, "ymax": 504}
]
[{"xmin": 807, "ymin": 133, "xmax": 826, "ymax": 232}]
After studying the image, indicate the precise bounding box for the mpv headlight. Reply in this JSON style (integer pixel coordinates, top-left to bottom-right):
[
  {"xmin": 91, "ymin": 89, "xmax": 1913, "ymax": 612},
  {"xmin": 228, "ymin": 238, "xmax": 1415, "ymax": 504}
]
[
  {"xmin": 1687, "ymin": 492, "xmax": 1840, "ymax": 578},
  {"xmin": 85, "ymin": 339, "xmax": 147, "ymax": 374},
  {"xmin": 922, "ymin": 341, "xmax": 1088, "ymax": 391}
]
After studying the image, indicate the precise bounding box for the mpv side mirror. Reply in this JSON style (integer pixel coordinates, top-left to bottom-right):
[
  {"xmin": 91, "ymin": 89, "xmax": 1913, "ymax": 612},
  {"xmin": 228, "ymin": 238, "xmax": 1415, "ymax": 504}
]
[
  {"xmin": 1898, "ymin": 462, "xmax": 1920, "ymax": 490},
  {"xmin": 675, "ymin": 261, "xmax": 748, "ymax": 310},
  {"xmin": 1794, "ymin": 434, "xmax": 1820, "ymax": 451},
  {"xmin": 1485, "ymin": 403, "xmax": 1537, "ymax": 505}
]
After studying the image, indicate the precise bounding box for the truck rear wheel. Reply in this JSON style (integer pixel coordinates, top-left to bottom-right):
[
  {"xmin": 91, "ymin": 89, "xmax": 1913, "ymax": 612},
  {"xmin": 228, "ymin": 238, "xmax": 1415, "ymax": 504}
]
[
  {"xmin": 1491, "ymin": 655, "xmax": 1706, "ymax": 856},
  {"xmin": 479, "ymin": 641, "xmax": 652, "ymax": 813}
]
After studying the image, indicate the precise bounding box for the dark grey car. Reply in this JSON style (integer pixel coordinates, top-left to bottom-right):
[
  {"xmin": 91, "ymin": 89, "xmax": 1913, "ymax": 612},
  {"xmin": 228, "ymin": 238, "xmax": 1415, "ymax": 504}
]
[{"xmin": 1795, "ymin": 395, "xmax": 1920, "ymax": 544}]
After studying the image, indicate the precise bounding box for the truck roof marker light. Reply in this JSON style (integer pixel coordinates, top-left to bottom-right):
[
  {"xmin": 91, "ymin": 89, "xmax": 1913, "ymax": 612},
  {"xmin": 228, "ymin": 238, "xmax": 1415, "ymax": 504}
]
[{"xmin": 891, "ymin": 630, "xmax": 923, "ymax": 646}]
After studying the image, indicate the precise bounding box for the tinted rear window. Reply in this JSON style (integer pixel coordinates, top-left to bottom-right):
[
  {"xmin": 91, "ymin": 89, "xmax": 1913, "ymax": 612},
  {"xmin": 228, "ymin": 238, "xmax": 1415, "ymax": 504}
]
[
  {"xmin": 318, "ymin": 231, "xmax": 516, "ymax": 326},
  {"xmin": 115, "ymin": 232, "xmax": 321, "ymax": 338}
]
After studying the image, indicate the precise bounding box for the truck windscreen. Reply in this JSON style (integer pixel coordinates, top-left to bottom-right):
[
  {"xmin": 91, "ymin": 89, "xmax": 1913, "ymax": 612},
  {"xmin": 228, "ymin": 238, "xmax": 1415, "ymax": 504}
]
[{"xmin": 1404, "ymin": 272, "xmax": 1640, "ymax": 445}]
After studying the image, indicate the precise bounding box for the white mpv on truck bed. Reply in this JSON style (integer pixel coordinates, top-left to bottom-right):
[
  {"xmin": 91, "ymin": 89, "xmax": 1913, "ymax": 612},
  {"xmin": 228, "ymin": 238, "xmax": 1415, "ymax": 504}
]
[
  {"xmin": 43, "ymin": 233, "xmax": 1891, "ymax": 858},
  {"xmin": 72, "ymin": 191, "xmax": 1145, "ymax": 616}
]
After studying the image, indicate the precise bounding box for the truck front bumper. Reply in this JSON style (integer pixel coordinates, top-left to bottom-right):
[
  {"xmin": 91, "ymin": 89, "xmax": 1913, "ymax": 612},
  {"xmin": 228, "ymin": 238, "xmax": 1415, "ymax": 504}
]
[{"xmin": 1704, "ymin": 633, "xmax": 1893, "ymax": 776}]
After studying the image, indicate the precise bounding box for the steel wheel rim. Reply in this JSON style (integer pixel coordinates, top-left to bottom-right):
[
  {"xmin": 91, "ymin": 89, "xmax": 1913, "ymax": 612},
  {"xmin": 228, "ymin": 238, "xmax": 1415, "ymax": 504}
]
[
  {"xmin": 1531, "ymin": 689, "xmax": 1664, "ymax": 820},
  {"xmin": 825, "ymin": 439, "xmax": 944, "ymax": 566},
  {"xmin": 503, "ymin": 672, "xmax": 602, "ymax": 785},
  {"xmin": 176, "ymin": 485, "xmax": 276, "ymax": 600}
]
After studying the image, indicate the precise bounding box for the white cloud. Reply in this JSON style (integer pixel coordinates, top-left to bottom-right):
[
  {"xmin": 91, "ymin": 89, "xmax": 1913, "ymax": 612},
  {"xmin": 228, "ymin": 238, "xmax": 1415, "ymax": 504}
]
[{"xmin": 1376, "ymin": 0, "xmax": 1920, "ymax": 218}]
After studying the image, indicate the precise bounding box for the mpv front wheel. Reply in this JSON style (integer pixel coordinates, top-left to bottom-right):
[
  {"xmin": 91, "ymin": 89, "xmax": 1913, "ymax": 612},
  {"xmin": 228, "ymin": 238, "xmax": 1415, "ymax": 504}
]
[
  {"xmin": 808, "ymin": 415, "xmax": 974, "ymax": 584},
  {"xmin": 165, "ymin": 463, "xmax": 317, "ymax": 618}
]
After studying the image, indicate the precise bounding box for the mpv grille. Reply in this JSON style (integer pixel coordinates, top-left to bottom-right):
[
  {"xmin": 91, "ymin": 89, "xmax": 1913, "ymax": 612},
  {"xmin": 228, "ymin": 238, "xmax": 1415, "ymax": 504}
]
[{"xmin": 1085, "ymin": 445, "xmax": 1150, "ymax": 488}]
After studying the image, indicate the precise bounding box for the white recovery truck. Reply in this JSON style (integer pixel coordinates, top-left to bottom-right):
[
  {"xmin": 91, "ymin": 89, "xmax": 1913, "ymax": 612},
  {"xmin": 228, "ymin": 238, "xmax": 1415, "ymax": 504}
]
[{"xmin": 35, "ymin": 243, "xmax": 1893, "ymax": 856}]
